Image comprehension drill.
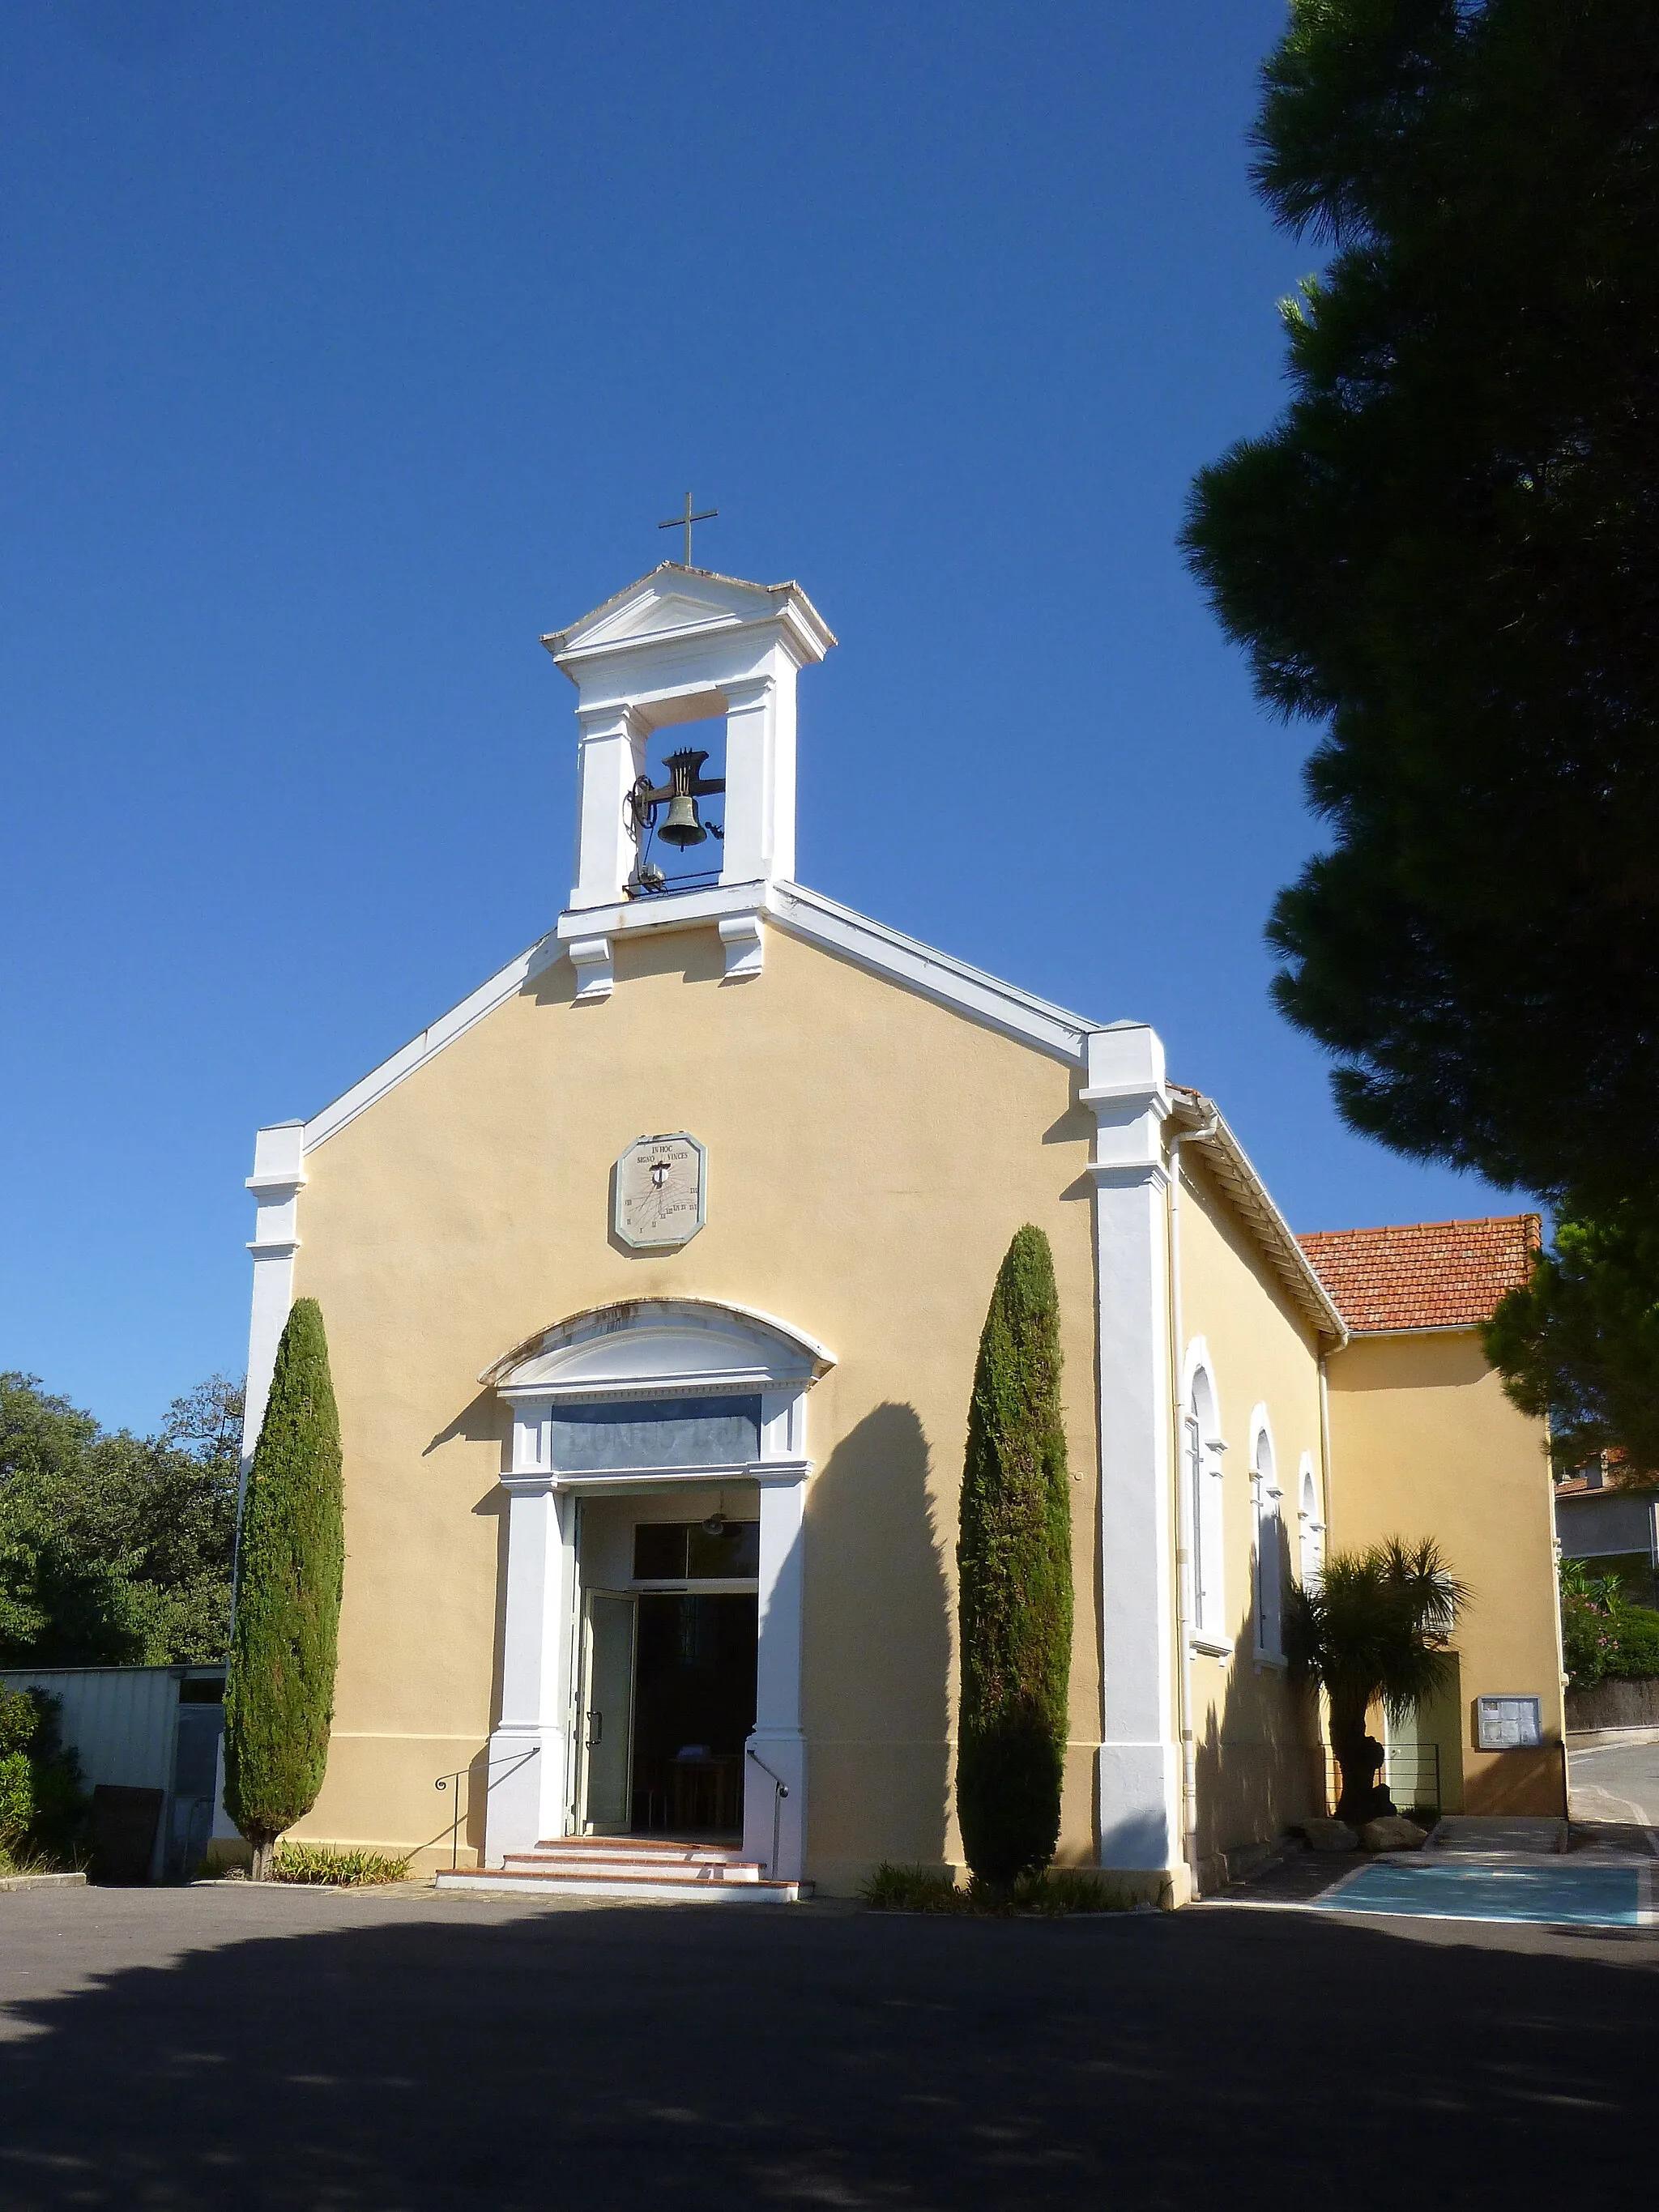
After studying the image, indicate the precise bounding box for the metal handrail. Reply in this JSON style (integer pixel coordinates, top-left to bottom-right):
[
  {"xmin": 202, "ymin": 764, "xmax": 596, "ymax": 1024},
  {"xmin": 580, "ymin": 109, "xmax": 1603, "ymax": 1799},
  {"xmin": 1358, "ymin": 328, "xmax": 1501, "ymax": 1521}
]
[
  {"xmin": 744, "ymin": 1745, "xmax": 790, "ymax": 1877},
  {"xmin": 434, "ymin": 1745, "xmax": 540, "ymax": 1873}
]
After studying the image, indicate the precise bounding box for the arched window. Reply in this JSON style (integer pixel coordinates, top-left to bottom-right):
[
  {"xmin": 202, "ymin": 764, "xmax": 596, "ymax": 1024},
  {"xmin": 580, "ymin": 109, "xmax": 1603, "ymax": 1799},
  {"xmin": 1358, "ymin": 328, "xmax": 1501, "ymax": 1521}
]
[
  {"xmin": 1298, "ymin": 1455, "xmax": 1325, "ymax": 1588},
  {"xmin": 1183, "ymin": 1353, "xmax": 1228, "ymax": 1646},
  {"xmin": 1251, "ymin": 1410, "xmax": 1285, "ymax": 1662}
]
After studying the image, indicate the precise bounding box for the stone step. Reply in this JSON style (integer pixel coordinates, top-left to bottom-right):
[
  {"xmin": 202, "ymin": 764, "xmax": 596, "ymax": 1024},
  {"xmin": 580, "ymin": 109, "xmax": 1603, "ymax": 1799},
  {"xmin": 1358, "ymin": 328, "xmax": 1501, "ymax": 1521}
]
[
  {"xmin": 526, "ymin": 1836, "xmax": 744, "ymax": 1864},
  {"xmin": 435, "ymin": 1865, "xmax": 804, "ymax": 1904},
  {"xmin": 501, "ymin": 1852, "xmax": 764, "ymax": 1884}
]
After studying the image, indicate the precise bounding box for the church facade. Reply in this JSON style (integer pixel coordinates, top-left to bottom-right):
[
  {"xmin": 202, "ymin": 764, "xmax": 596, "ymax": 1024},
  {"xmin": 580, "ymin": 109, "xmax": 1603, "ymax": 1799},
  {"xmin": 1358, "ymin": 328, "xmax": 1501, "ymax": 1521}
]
[{"xmin": 237, "ymin": 562, "xmax": 1566, "ymax": 1901}]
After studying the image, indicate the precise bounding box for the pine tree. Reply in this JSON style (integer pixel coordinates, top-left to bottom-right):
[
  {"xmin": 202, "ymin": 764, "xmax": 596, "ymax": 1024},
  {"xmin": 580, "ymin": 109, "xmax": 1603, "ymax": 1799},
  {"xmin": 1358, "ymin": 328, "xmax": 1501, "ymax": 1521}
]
[
  {"xmin": 224, "ymin": 1299, "xmax": 343, "ymax": 1879},
  {"xmin": 955, "ymin": 1225, "xmax": 1073, "ymax": 1888}
]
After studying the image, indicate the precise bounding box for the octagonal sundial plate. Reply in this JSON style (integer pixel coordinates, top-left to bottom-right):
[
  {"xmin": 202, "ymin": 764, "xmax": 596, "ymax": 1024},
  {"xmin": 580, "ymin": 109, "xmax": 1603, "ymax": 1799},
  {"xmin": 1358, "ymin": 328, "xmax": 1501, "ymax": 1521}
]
[{"xmin": 614, "ymin": 1132, "xmax": 706, "ymax": 1250}]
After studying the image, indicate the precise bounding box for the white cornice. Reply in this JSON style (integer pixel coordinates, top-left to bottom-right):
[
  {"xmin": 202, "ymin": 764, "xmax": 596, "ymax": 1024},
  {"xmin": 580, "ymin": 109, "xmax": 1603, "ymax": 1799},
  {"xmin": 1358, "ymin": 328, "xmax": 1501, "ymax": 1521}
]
[
  {"xmin": 1171, "ymin": 1090, "xmax": 1347, "ymax": 1345},
  {"xmin": 302, "ymin": 931, "xmax": 562, "ymax": 1151},
  {"xmin": 769, "ymin": 882, "xmax": 1101, "ymax": 1063},
  {"xmin": 541, "ymin": 564, "xmax": 836, "ymax": 673}
]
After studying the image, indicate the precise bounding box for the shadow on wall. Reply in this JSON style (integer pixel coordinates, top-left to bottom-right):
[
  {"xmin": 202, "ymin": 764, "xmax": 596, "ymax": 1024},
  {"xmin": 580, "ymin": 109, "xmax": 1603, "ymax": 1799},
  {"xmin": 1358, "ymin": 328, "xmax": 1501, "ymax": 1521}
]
[
  {"xmin": 804, "ymin": 1403, "xmax": 953, "ymax": 1872},
  {"xmin": 1192, "ymin": 1577, "xmax": 1322, "ymax": 1877}
]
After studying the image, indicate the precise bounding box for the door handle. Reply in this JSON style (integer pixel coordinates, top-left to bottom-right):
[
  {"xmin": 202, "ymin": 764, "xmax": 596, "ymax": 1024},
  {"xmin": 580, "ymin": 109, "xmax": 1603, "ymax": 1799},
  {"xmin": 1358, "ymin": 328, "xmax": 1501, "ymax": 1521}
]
[{"xmin": 586, "ymin": 1708, "xmax": 603, "ymax": 1749}]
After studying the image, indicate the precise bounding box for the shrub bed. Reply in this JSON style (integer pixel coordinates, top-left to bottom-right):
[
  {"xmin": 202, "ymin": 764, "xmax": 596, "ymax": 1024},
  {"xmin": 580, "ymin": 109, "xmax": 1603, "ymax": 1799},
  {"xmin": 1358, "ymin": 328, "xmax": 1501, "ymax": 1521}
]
[
  {"xmin": 859, "ymin": 1860, "xmax": 1135, "ymax": 1916},
  {"xmin": 270, "ymin": 1841, "xmax": 413, "ymax": 1886}
]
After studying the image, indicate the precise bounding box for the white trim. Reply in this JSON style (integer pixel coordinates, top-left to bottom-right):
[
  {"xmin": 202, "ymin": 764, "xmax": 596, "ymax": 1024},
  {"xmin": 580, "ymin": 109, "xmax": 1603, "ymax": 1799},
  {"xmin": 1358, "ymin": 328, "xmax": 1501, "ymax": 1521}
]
[
  {"xmin": 567, "ymin": 936, "xmax": 614, "ymax": 1002},
  {"xmin": 484, "ymin": 1300, "xmax": 824, "ymax": 1877},
  {"xmin": 1249, "ymin": 1407, "xmax": 1286, "ymax": 1663},
  {"xmin": 241, "ymin": 1121, "xmax": 306, "ymax": 1464},
  {"xmin": 302, "ymin": 932, "xmax": 561, "ymax": 1151},
  {"xmin": 718, "ymin": 910, "xmax": 766, "ymax": 981},
  {"xmin": 1171, "ymin": 1093, "xmax": 1346, "ymax": 1344},
  {"xmin": 1297, "ymin": 1451, "xmax": 1326, "ymax": 1587},
  {"xmin": 1086, "ymin": 1021, "xmax": 1183, "ymax": 1883},
  {"xmin": 1182, "ymin": 1340, "xmax": 1228, "ymax": 1648},
  {"xmin": 775, "ymin": 882, "xmax": 1100, "ymax": 1063},
  {"xmin": 481, "ymin": 1298, "xmax": 835, "ymax": 1400}
]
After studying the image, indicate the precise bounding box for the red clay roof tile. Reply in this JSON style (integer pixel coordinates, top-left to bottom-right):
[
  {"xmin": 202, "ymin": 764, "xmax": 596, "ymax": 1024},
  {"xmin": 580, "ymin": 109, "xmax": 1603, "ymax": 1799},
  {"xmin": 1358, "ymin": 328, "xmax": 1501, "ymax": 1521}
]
[{"xmin": 1297, "ymin": 1215, "xmax": 1540, "ymax": 1334}]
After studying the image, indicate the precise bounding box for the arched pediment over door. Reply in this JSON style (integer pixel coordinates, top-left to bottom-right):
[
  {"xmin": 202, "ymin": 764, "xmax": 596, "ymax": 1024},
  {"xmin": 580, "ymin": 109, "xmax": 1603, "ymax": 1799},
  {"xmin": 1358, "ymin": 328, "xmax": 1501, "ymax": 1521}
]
[{"xmin": 480, "ymin": 1298, "xmax": 837, "ymax": 1482}]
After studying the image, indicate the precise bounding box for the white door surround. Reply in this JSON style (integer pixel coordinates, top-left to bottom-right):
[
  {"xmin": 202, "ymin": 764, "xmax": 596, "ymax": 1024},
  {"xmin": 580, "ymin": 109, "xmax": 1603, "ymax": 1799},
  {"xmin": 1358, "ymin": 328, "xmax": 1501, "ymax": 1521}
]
[{"xmin": 479, "ymin": 1299, "xmax": 834, "ymax": 1878}]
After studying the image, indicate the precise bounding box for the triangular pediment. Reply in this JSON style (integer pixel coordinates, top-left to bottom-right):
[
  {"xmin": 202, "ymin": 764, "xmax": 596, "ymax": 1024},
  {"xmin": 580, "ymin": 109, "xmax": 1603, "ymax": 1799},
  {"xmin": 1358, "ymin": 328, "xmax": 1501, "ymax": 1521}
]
[{"xmin": 542, "ymin": 564, "xmax": 834, "ymax": 665}]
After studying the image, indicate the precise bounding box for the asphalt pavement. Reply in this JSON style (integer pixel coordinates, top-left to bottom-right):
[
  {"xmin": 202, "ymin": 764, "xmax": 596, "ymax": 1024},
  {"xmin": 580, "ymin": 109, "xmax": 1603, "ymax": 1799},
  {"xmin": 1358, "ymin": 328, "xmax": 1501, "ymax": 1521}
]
[
  {"xmin": 1568, "ymin": 1733, "xmax": 1659, "ymax": 1826},
  {"xmin": 0, "ymin": 1878, "xmax": 1654, "ymax": 2210}
]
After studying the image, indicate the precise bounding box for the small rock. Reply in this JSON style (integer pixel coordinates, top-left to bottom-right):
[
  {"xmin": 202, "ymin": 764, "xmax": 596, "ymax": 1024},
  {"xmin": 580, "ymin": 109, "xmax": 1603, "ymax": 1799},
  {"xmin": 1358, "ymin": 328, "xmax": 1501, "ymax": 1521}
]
[
  {"xmin": 1358, "ymin": 1814, "xmax": 1428, "ymax": 1852},
  {"xmin": 1303, "ymin": 1817, "xmax": 1358, "ymax": 1852}
]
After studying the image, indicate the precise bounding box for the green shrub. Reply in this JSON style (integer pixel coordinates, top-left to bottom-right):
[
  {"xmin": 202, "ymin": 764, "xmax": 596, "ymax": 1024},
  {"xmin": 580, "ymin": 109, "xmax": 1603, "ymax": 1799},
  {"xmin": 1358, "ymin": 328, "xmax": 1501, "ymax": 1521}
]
[
  {"xmin": 859, "ymin": 1860, "xmax": 1133, "ymax": 1916},
  {"xmin": 270, "ymin": 1840, "xmax": 412, "ymax": 1886},
  {"xmin": 1014, "ymin": 1868, "xmax": 1132, "ymax": 1916},
  {"xmin": 224, "ymin": 1299, "xmax": 345, "ymax": 1878},
  {"xmin": 0, "ymin": 1686, "xmax": 84, "ymax": 1863},
  {"xmin": 1606, "ymin": 1602, "xmax": 1659, "ymax": 1679},
  {"xmin": 859, "ymin": 1861, "xmax": 965, "ymax": 1912},
  {"xmin": 1560, "ymin": 1558, "xmax": 1659, "ymax": 1687},
  {"xmin": 956, "ymin": 1225, "xmax": 1073, "ymax": 1890},
  {"xmin": 0, "ymin": 1750, "xmax": 31, "ymax": 1850}
]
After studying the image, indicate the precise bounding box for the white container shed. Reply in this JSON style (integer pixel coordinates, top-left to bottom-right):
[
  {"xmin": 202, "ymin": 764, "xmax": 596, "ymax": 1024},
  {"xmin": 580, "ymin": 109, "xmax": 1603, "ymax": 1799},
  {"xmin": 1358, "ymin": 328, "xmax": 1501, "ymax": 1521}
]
[{"xmin": 1, "ymin": 1663, "xmax": 225, "ymax": 1882}]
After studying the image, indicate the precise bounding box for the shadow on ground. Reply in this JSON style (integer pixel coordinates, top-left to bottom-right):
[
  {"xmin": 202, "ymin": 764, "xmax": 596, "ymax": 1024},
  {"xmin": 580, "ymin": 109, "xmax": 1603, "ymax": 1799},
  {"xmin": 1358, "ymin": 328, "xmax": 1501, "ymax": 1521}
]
[{"xmin": 0, "ymin": 1889, "xmax": 1653, "ymax": 2210}]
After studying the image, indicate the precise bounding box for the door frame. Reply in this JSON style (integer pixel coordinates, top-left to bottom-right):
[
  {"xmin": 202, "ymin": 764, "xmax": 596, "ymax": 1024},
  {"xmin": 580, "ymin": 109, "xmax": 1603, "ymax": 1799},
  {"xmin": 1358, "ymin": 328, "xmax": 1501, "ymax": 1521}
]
[
  {"xmin": 574, "ymin": 1587, "xmax": 638, "ymax": 1835},
  {"xmin": 484, "ymin": 1298, "xmax": 831, "ymax": 1877}
]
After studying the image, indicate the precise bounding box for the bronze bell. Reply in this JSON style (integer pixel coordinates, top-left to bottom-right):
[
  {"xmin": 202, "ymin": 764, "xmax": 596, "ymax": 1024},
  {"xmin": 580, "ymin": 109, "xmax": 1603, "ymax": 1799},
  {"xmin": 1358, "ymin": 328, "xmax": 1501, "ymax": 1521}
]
[{"xmin": 659, "ymin": 790, "xmax": 707, "ymax": 847}]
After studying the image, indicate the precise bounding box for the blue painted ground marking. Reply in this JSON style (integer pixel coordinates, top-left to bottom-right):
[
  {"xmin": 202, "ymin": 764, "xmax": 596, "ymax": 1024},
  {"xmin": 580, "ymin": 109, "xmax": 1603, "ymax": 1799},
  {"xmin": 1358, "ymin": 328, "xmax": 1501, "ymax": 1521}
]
[{"xmin": 1313, "ymin": 1859, "xmax": 1644, "ymax": 1927}]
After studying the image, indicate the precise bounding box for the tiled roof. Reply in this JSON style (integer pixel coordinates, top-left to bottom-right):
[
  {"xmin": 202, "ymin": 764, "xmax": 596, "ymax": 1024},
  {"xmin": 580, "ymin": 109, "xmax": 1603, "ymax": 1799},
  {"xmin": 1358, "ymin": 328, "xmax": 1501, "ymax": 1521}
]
[{"xmin": 1297, "ymin": 1215, "xmax": 1541, "ymax": 1333}]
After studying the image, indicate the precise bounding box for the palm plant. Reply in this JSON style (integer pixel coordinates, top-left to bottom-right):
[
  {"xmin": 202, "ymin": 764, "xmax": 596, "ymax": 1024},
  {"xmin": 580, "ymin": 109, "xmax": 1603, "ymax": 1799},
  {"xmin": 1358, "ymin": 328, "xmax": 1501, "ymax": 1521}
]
[{"xmin": 1285, "ymin": 1537, "xmax": 1469, "ymax": 1825}]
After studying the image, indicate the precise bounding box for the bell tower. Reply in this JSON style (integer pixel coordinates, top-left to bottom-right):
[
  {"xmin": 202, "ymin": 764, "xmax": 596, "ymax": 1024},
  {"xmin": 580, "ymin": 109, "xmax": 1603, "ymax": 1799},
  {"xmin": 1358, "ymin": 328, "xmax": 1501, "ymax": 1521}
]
[{"xmin": 540, "ymin": 565, "xmax": 835, "ymax": 994}]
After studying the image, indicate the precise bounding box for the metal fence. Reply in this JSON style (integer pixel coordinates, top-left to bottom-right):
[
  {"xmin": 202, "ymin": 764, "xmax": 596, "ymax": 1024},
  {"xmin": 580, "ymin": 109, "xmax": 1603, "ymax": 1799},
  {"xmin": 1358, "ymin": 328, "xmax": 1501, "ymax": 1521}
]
[{"xmin": 1322, "ymin": 1741, "xmax": 1442, "ymax": 1820}]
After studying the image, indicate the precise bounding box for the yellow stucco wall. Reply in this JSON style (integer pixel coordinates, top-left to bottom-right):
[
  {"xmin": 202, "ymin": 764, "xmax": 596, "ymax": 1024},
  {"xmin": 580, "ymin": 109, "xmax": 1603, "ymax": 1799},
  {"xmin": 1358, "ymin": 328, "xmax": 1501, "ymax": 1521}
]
[
  {"xmin": 284, "ymin": 919, "xmax": 1104, "ymax": 1890},
  {"xmin": 1324, "ymin": 1331, "xmax": 1566, "ymax": 1817},
  {"xmin": 1175, "ymin": 1149, "xmax": 1328, "ymax": 1864}
]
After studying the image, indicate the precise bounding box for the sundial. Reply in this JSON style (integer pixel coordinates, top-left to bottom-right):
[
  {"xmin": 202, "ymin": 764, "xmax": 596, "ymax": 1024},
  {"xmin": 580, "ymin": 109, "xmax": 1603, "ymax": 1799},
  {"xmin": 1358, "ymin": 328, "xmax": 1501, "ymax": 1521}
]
[{"xmin": 614, "ymin": 1132, "xmax": 706, "ymax": 1249}]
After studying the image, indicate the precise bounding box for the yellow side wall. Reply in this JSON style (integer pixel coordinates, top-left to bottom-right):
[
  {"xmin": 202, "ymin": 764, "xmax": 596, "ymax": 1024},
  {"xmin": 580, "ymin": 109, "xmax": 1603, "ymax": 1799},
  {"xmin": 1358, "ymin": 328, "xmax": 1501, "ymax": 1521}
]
[
  {"xmin": 1175, "ymin": 1150, "xmax": 1328, "ymax": 1865},
  {"xmin": 1324, "ymin": 1331, "xmax": 1566, "ymax": 1817},
  {"xmin": 285, "ymin": 921, "xmax": 1103, "ymax": 1891}
]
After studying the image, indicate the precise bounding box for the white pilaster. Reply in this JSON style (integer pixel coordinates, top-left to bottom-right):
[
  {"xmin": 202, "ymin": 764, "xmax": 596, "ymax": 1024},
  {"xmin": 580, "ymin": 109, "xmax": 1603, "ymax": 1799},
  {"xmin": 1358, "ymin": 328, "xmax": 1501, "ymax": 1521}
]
[
  {"xmin": 484, "ymin": 1474, "xmax": 573, "ymax": 1864},
  {"xmin": 1081, "ymin": 1022, "xmax": 1182, "ymax": 1881},
  {"xmin": 570, "ymin": 704, "xmax": 647, "ymax": 911},
  {"xmin": 719, "ymin": 665, "xmax": 796, "ymax": 889},
  {"xmin": 745, "ymin": 1457, "xmax": 808, "ymax": 1880},
  {"xmin": 242, "ymin": 1121, "xmax": 306, "ymax": 1466}
]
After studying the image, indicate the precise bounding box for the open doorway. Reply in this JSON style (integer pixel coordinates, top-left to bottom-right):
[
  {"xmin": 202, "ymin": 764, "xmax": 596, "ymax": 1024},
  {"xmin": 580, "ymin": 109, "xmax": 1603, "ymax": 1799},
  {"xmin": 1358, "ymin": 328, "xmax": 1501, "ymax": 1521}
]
[{"xmin": 574, "ymin": 1498, "xmax": 759, "ymax": 1841}]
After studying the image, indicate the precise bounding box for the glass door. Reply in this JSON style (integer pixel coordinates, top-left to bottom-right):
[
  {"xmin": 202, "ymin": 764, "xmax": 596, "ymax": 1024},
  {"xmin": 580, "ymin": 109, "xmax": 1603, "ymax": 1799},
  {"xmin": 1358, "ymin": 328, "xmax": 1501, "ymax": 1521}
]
[{"xmin": 578, "ymin": 1590, "xmax": 638, "ymax": 1834}]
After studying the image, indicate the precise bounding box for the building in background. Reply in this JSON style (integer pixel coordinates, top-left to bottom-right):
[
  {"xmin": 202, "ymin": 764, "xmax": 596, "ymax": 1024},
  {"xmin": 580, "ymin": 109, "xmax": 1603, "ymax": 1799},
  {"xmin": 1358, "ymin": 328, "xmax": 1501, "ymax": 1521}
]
[{"xmin": 1299, "ymin": 1218, "xmax": 1564, "ymax": 1818}]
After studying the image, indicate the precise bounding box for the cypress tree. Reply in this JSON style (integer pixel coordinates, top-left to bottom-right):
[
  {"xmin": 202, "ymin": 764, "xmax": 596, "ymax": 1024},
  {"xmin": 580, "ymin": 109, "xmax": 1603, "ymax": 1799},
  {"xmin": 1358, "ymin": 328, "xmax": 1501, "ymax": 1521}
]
[
  {"xmin": 224, "ymin": 1298, "xmax": 344, "ymax": 1879},
  {"xmin": 955, "ymin": 1225, "xmax": 1073, "ymax": 1888}
]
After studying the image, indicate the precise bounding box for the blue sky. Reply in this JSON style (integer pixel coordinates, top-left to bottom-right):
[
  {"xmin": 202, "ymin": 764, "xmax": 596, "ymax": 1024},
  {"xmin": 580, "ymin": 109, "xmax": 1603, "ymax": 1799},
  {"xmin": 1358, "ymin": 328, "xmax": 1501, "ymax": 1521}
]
[{"xmin": 1, "ymin": 1, "xmax": 1508, "ymax": 1435}]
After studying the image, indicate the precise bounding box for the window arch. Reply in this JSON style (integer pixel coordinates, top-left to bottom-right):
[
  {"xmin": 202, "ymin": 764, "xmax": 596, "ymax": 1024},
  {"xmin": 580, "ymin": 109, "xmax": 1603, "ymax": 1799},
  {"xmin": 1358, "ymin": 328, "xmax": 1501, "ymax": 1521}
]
[
  {"xmin": 1250, "ymin": 1409, "xmax": 1285, "ymax": 1661},
  {"xmin": 1298, "ymin": 1454, "xmax": 1325, "ymax": 1588},
  {"xmin": 1182, "ymin": 1345, "xmax": 1228, "ymax": 1646}
]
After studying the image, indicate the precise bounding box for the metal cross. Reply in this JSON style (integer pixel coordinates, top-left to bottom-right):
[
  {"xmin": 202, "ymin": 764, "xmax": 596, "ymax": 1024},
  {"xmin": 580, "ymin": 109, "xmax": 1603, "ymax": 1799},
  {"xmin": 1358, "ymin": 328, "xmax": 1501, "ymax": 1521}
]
[{"xmin": 658, "ymin": 492, "xmax": 718, "ymax": 567}]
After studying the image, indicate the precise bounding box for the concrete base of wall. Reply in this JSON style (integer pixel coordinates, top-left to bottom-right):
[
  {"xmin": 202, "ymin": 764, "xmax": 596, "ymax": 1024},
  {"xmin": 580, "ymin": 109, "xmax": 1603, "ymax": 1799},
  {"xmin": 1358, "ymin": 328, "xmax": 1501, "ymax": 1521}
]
[{"xmin": 1194, "ymin": 1834, "xmax": 1292, "ymax": 1899}]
